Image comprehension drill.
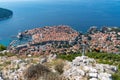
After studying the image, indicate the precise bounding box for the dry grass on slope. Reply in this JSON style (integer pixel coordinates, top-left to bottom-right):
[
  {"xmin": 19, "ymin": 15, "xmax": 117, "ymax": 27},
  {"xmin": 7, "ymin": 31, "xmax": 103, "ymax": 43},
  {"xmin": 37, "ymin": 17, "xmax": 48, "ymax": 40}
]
[{"xmin": 24, "ymin": 63, "xmax": 66, "ymax": 80}]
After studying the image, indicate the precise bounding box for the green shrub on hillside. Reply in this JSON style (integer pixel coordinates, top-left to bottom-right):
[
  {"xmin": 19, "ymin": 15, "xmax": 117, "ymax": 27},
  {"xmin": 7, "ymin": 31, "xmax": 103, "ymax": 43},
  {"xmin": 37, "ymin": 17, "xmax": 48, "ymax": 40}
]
[
  {"xmin": 58, "ymin": 52, "xmax": 120, "ymax": 65},
  {"xmin": 112, "ymin": 72, "xmax": 120, "ymax": 80},
  {"xmin": 0, "ymin": 44, "xmax": 6, "ymax": 51},
  {"xmin": 58, "ymin": 53, "xmax": 81, "ymax": 61},
  {"xmin": 0, "ymin": 52, "xmax": 16, "ymax": 57}
]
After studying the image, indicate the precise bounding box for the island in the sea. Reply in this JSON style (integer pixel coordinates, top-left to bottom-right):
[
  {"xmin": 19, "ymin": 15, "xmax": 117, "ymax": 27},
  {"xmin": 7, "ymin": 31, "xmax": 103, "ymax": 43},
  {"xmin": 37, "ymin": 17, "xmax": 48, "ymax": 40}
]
[{"xmin": 0, "ymin": 8, "xmax": 13, "ymax": 21}]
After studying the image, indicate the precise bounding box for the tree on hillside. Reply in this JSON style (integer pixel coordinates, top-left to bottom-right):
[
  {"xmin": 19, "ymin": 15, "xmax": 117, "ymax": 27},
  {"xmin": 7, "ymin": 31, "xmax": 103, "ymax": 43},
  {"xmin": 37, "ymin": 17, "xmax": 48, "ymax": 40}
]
[{"xmin": 0, "ymin": 44, "xmax": 6, "ymax": 51}]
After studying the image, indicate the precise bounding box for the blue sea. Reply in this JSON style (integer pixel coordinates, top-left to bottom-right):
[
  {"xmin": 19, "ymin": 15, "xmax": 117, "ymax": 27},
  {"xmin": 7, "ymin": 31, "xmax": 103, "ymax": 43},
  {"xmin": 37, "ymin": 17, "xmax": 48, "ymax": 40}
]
[{"xmin": 0, "ymin": 0, "xmax": 120, "ymax": 46}]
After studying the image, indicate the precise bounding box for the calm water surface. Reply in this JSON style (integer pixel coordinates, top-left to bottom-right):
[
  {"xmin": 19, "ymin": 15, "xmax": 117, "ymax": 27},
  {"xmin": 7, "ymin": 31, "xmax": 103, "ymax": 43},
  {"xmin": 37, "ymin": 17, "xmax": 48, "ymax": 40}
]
[{"xmin": 0, "ymin": 0, "xmax": 120, "ymax": 45}]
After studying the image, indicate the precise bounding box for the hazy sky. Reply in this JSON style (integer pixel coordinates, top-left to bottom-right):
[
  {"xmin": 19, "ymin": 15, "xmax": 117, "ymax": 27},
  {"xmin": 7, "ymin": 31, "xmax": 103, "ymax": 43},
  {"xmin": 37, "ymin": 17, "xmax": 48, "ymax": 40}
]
[
  {"xmin": 0, "ymin": 0, "xmax": 69, "ymax": 1},
  {"xmin": 0, "ymin": 0, "xmax": 39, "ymax": 2},
  {"xmin": 0, "ymin": 0, "xmax": 80, "ymax": 2}
]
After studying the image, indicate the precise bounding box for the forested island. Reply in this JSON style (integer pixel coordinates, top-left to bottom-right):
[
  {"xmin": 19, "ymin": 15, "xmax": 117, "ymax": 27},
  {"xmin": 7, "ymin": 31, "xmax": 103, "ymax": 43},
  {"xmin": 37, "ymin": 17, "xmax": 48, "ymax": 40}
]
[{"xmin": 0, "ymin": 8, "xmax": 13, "ymax": 21}]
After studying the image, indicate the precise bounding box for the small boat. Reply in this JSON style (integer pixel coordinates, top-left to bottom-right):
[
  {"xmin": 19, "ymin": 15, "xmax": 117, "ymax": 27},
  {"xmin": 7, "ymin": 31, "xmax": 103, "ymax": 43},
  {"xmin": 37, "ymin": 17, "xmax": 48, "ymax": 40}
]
[{"xmin": 17, "ymin": 32, "xmax": 23, "ymax": 39}]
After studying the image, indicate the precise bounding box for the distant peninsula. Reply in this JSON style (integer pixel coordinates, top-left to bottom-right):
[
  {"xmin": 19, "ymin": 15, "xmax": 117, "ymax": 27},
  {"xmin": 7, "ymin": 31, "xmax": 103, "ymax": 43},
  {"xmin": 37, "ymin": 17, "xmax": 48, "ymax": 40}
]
[{"xmin": 0, "ymin": 8, "xmax": 13, "ymax": 21}]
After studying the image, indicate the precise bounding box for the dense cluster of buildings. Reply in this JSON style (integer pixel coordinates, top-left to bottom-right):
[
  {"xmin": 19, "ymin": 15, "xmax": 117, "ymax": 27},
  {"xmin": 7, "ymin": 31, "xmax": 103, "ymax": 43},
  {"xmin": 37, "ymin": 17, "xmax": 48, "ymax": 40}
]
[
  {"xmin": 8, "ymin": 26, "xmax": 120, "ymax": 55},
  {"xmin": 88, "ymin": 27, "xmax": 120, "ymax": 53},
  {"xmin": 8, "ymin": 25, "xmax": 80, "ymax": 55}
]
